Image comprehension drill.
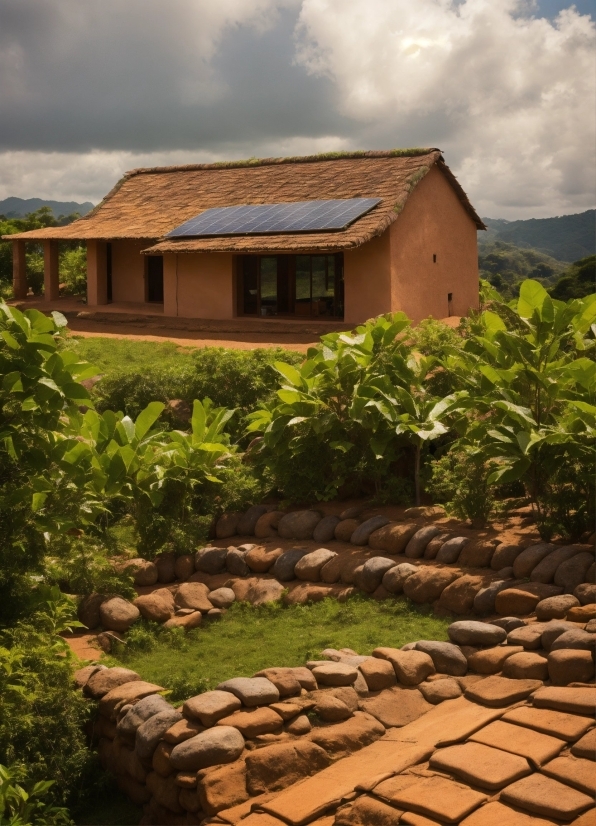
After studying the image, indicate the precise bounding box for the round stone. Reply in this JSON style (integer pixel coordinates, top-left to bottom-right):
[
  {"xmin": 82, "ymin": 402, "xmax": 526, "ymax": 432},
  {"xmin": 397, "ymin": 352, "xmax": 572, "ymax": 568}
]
[
  {"xmin": 448, "ymin": 620, "xmax": 506, "ymax": 647},
  {"xmin": 404, "ymin": 526, "xmax": 442, "ymax": 559},
  {"xmin": 502, "ymin": 652, "xmax": 549, "ymax": 681},
  {"xmin": 99, "ymin": 597, "xmax": 140, "ymax": 633},
  {"xmin": 277, "ymin": 510, "xmax": 322, "ymax": 540},
  {"xmin": 311, "ymin": 662, "xmax": 358, "ymax": 686},
  {"xmin": 435, "ymin": 537, "xmax": 469, "ymax": 564},
  {"xmin": 357, "ymin": 557, "xmax": 397, "ymax": 593},
  {"xmin": 382, "ymin": 563, "xmax": 417, "ymax": 594},
  {"xmin": 415, "ymin": 640, "xmax": 468, "ymax": 676},
  {"xmin": 169, "ymin": 726, "xmax": 245, "ymax": 771},
  {"xmin": 535, "ymin": 594, "xmax": 580, "ymax": 621},
  {"xmin": 208, "ymin": 587, "xmax": 236, "ymax": 609},
  {"xmin": 313, "ymin": 515, "xmax": 340, "ymax": 543}
]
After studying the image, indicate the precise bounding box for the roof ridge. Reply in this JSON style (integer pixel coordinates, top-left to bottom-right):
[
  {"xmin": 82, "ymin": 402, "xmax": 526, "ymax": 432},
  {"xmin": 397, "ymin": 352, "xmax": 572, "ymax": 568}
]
[{"xmin": 124, "ymin": 148, "xmax": 442, "ymax": 178}]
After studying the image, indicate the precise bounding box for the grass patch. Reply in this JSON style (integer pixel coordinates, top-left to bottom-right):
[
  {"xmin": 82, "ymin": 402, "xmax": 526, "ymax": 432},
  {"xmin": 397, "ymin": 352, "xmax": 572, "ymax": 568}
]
[
  {"xmin": 66, "ymin": 335, "xmax": 194, "ymax": 375},
  {"xmin": 107, "ymin": 596, "xmax": 450, "ymax": 703}
]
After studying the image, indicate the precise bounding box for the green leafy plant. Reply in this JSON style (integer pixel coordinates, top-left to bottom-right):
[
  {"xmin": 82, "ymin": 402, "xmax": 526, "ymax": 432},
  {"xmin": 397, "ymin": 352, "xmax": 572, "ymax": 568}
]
[
  {"xmin": 0, "ymin": 765, "xmax": 72, "ymax": 826},
  {"xmin": 425, "ymin": 448, "xmax": 497, "ymax": 527}
]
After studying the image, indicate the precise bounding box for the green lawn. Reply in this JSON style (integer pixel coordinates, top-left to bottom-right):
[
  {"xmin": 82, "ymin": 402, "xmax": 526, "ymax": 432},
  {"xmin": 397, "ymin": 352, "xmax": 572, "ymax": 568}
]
[
  {"xmin": 107, "ymin": 596, "xmax": 450, "ymax": 704},
  {"xmin": 66, "ymin": 335, "xmax": 195, "ymax": 375}
]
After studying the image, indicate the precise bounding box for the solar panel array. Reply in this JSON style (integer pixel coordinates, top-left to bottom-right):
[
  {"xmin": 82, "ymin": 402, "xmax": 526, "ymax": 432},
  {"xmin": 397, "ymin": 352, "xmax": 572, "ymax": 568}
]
[{"xmin": 166, "ymin": 198, "xmax": 381, "ymax": 238}]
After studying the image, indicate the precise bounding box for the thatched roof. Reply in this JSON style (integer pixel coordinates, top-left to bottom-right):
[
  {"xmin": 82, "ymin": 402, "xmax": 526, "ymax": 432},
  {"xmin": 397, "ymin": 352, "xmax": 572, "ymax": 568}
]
[{"xmin": 4, "ymin": 149, "xmax": 485, "ymax": 252}]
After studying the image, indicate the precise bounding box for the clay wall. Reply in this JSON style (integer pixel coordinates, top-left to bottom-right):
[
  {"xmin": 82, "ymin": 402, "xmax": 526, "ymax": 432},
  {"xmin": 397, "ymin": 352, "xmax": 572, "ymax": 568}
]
[
  {"xmin": 389, "ymin": 165, "xmax": 480, "ymax": 323},
  {"xmin": 343, "ymin": 231, "xmax": 392, "ymax": 325},
  {"xmin": 163, "ymin": 253, "xmax": 235, "ymax": 319},
  {"xmin": 110, "ymin": 240, "xmax": 151, "ymax": 303}
]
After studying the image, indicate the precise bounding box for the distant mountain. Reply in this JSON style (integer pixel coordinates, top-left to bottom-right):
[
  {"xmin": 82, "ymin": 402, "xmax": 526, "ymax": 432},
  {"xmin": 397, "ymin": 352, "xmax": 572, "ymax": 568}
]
[
  {"xmin": 0, "ymin": 197, "xmax": 94, "ymax": 219},
  {"xmin": 479, "ymin": 210, "xmax": 595, "ymax": 262}
]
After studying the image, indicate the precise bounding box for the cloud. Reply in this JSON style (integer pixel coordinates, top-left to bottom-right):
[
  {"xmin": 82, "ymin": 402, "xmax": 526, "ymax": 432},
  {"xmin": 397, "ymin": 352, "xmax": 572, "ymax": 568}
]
[
  {"xmin": 0, "ymin": 0, "xmax": 594, "ymax": 217},
  {"xmin": 294, "ymin": 0, "xmax": 596, "ymax": 217}
]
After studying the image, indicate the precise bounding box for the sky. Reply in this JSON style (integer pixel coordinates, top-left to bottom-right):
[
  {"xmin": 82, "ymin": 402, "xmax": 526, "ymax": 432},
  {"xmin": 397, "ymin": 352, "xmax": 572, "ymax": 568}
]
[{"xmin": 0, "ymin": 0, "xmax": 594, "ymax": 219}]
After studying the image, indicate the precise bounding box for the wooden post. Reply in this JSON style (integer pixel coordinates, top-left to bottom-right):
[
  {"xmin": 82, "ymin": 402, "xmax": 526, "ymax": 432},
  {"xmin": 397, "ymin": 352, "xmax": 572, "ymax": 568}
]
[
  {"xmin": 43, "ymin": 240, "xmax": 60, "ymax": 301},
  {"xmin": 86, "ymin": 240, "xmax": 108, "ymax": 305},
  {"xmin": 12, "ymin": 239, "xmax": 27, "ymax": 300}
]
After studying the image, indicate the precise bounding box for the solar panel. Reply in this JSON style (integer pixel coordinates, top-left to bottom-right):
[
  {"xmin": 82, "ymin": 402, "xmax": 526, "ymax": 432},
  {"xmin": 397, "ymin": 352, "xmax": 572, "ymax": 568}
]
[{"xmin": 166, "ymin": 198, "xmax": 381, "ymax": 238}]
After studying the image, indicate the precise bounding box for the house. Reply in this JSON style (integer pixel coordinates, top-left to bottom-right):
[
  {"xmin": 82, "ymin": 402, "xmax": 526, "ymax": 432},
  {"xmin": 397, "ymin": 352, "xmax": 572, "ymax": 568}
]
[{"xmin": 5, "ymin": 149, "xmax": 485, "ymax": 325}]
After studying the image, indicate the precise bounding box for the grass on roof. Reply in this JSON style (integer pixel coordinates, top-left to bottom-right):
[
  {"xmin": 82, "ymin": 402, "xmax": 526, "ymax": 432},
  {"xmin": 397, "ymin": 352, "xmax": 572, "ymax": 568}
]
[{"xmin": 105, "ymin": 595, "xmax": 451, "ymax": 705}]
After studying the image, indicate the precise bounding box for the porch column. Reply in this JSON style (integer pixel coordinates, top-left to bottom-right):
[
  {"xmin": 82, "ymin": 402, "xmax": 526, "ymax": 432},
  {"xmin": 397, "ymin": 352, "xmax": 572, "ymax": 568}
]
[
  {"xmin": 86, "ymin": 240, "xmax": 108, "ymax": 305},
  {"xmin": 43, "ymin": 240, "xmax": 60, "ymax": 301},
  {"xmin": 12, "ymin": 239, "xmax": 28, "ymax": 299},
  {"xmin": 163, "ymin": 254, "xmax": 178, "ymax": 317}
]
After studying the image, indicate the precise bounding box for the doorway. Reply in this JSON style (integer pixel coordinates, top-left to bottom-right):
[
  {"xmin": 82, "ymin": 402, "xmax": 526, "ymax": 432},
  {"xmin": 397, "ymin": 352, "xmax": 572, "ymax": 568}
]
[{"xmin": 147, "ymin": 256, "xmax": 164, "ymax": 303}]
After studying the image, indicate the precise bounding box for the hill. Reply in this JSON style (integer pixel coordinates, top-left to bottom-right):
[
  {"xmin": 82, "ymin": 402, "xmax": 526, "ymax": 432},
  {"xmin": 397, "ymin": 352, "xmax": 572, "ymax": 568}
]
[
  {"xmin": 480, "ymin": 210, "xmax": 595, "ymax": 262},
  {"xmin": 0, "ymin": 196, "xmax": 94, "ymax": 219}
]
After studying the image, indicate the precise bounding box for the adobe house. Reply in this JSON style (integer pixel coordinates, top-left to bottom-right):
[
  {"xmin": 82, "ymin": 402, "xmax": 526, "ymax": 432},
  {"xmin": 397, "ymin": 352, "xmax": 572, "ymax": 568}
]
[{"xmin": 5, "ymin": 149, "xmax": 485, "ymax": 325}]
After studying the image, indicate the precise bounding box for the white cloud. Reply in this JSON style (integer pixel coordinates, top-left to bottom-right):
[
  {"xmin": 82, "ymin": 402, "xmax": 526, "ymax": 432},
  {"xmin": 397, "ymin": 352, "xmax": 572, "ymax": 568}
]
[{"xmin": 294, "ymin": 0, "xmax": 596, "ymax": 217}]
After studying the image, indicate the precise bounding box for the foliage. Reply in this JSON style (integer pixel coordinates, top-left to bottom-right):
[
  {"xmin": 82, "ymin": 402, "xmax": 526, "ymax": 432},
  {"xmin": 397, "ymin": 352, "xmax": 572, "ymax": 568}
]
[
  {"xmin": 246, "ymin": 315, "xmax": 418, "ymax": 501},
  {"xmin": 109, "ymin": 596, "xmax": 450, "ymax": 701},
  {"xmin": 425, "ymin": 448, "xmax": 498, "ymax": 527},
  {"xmin": 479, "ymin": 240, "xmax": 566, "ymax": 299},
  {"xmin": 59, "ymin": 248, "xmax": 87, "ymax": 296},
  {"xmin": 0, "ymin": 590, "xmax": 90, "ymax": 817},
  {"xmin": 0, "ymin": 765, "xmax": 72, "ymax": 826},
  {"xmin": 444, "ymin": 280, "xmax": 596, "ymax": 539},
  {"xmin": 549, "ymin": 255, "xmax": 595, "ymax": 301},
  {"xmin": 480, "ymin": 210, "xmax": 595, "ymax": 262}
]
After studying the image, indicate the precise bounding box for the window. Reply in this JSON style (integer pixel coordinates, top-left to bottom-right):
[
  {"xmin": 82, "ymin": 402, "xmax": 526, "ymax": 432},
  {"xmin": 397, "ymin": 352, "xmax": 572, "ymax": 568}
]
[{"xmin": 237, "ymin": 254, "xmax": 344, "ymax": 318}]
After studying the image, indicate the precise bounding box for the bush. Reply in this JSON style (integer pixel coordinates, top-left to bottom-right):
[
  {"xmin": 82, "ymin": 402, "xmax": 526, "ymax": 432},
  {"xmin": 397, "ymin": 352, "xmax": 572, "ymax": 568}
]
[
  {"xmin": 426, "ymin": 448, "xmax": 497, "ymax": 527},
  {"xmin": 59, "ymin": 247, "xmax": 87, "ymax": 296}
]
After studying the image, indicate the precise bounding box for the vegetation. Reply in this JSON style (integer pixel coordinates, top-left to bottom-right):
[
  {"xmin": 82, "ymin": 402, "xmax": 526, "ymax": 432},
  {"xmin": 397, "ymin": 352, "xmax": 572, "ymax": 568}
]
[
  {"xmin": 481, "ymin": 210, "xmax": 595, "ymax": 262},
  {"xmin": 0, "ymin": 208, "xmax": 85, "ymax": 299},
  {"xmin": 479, "ymin": 240, "xmax": 566, "ymax": 298},
  {"xmin": 549, "ymin": 255, "xmax": 595, "ymax": 301},
  {"xmin": 108, "ymin": 597, "xmax": 450, "ymax": 702}
]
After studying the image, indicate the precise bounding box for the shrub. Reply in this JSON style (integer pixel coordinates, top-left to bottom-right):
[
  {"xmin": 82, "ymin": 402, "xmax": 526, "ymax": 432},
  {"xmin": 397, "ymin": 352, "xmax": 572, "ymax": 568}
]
[
  {"xmin": 426, "ymin": 448, "xmax": 497, "ymax": 527},
  {"xmin": 59, "ymin": 247, "xmax": 87, "ymax": 295}
]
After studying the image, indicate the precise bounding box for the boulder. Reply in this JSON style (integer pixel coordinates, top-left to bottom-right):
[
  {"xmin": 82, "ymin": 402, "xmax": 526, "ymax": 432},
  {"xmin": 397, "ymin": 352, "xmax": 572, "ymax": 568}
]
[
  {"xmin": 245, "ymin": 545, "xmax": 283, "ymax": 573},
  {"xmin": 155, "ymin": 552, "xmax": 177, "ymax": 583},
  {"xmin": 356, "ymin": 557, "xmax": 397, "ymax": 593},
  {"xmin": 309, "ymin": 711, "xmax": 385, "ymax": 758},
  {"xmin": 287, "ymin": 715, "xmax": 311, "ymax": 734},
  {"xmin": 350, "ymin": 516, "xmax": 390, "ymax": 546},
  {"xmin": 419, "ymin": 677, "xmax": 462, "ymax": 704},
  {"xmin": 163, "ymin": 719, "xmax": 204, "ymax": 745},
  {"xmin": 491, "ymin": 542, "xmax": 523, "ymax": 571},
  {"xmin": 541, "ymin": 621, "xmax": 578, "ymax": 651},
  {"xmin": 436, "ymin": 537, "xmax": 469, "ymax": 565},
  {"xmin": 237, "ymin": 505, "xmax": 269, "ymax": 536},
  {"xmin": 216, "ymin": 707, "xmax": 283, "ymax": 737},
  {"xmin": 490, "ymin": 616, "xmax": 526, "ymax": 632},
  {"xmin": 117, "ymin": 694, "xmax": 172, "ymax": 738},
  {"xmin": 134, "ymin": 588, "xmax": 176, "ymax": 623},
  {"xmin": 173, "ymin": 554, "xmax": 194, "ymax": 581},
  {"xmin": 530, "ymin": 545, "xmax": 589, "ymax": 584},
  {"xmin": 226, "ymin": 547, "xmax": 250, "ymax": 577},
  {"xmin": 77, "ymin": 592, "xmax": 106, "ymax": 630},
  {"xmin": 335, "ymin": 519, "xmax": 361, "ymax": 542},
  {"xmin": 554, "ymin": 552, "xmax": 594, "ymax": 592},
  {"xmin": 126, "ymin": 559, "xmax": 159, "ymax": 587},
  {"xmin": 382, "ymin": 562, "xmax": 417, "ymax": 594},
  {"xmin": 254, "ymin": 510, "xmax": 285, "ymax": 538},
  {"xmin": 295, "ymin": 548, "xmax": 337, "ymax": 581},
  {"xmin": 163, "ymin": 611, "xmax": 202, "ymax": 630},
  {"xmin": 136, "ymin": 708, "xmax": 183, "ymax": 761},
  {"xmin": 311, "ymin": 662, "xmax": 358, "ymax": 686},
  {"xmin": 548, "ymin": 650, "xmax": 595, "ymax": 686},
  {"xmin": 215, "ymin": 512, "xmax": 242, "ymax": 539},
  {"xmin": 195, "ymin": 547, "xmax": 228, "ymax": 575},
  {"xmin": 313, "ymin": 515, "xmax": 341, "ymax": 543},
  {"xmin": 574, "ymin": 583, "xmax": 596, "ymax": 605},
  {"xmin": 313, "ymin": 694, "xmax": 353, "ymax": 722},
  {"xmin": 369, "ymin": 522, "xmax": 419, "ymax": 554},
  {"xmin": 424, "ymin": 533, "xmax": 453, "ymax": 560},
  {"xmin": 404, "ymin": 526, "xmax": 442, "ymax": 559},
  {"xmin": 567, "ymin": 603, "xmax": 596, "ymax": 622},
  {"xmin": 197, "ymin": 760, "xmax": 248, "ymax": 816},
  {"xmin": 73, "ymin": 664, "xmax": 104, "ymax": 689},
  {"xmin": 252, "ymin": 668, "xmax": 302, "ymax": 698},
  {"xmin": 85, "ymin": 667, "xmax": 141, "ymax": 699},
  {"xmin": 438, "ymin": 574, "xmax": 484, "ymax": 614},
  {"xmin": 99, "ymin": 597, "xmax": 140, "ymax": 633},
  {"xmin": 217, "ymin": 677, "xmax": 280, "ymax": 707},
  {"xmin": 473, "ymin": 581, "xmax": 510, "ymax": 616},
  {"xmin": 240, "ymin": 578, "xmax": 285, "ymax": 606},
  {"xmin": 459, "ymin": 539, "xmax": 499, "ymax": 569},
  {"xmin": 145, "ymin": 772, "xmax": 182, "ymax": 813},
  {"xmin": 403, "ymin": 567, "xmax": 461, "ymax": 604},
  {"xmin": 277, "ymin": 510, "xmax": 322, "ymax": 540},
  {"xmin": 245, "ymin": 740, "xmax": 329, "ymax": 795},
  {"xmin": 535, "ymin": 594, "xmax": 580, "ymax": 621},
  {"xmin": 466, "ymin": 645, "xmax": 525, "ymax": 674},
  {"xmin": 175, "ymin": 582, "xmax": 214, "ymax": 613},
  {"xmin": 448, "ymin": 620, "xmax": 506, "ymax": 647},
  {"xmin": 169, "ymin": 727, "xmax": 245, "ymax": 771},
  {"xmin": 550, "ymin": 628, "xmax": 596, "ymax": 651},
  {"xmin": 358, "ymin": 657, "xmax": 397, "ymax": 691},
  {"xmin": 495, "ymin": 583, "xmax": 564, "ymax": 617},
  {"xmin": 513, "ymin": 543, "xmax": 557, "ymax": 579},
  {"xmin": 404, "ymin": 505, "xmax": 445, "ymax": 519},
  {"xmin": 507, "ymin": 623, "xmax": 549, "ymax": 650},
  {"xmin": 373, "ymin": 648, "xmax": 435, "ymax": 685},
  {"xmin": 183, "ymin": 691, "xmax": 242, "ymax": 726},
  {"xmin": 502, "ymin": 652, "xmax": 549, "ymax": 681},
  {"xmin": 415, "ymin": 640, "xmax": 468, "ymax": 676},
  {"xmin": 208, "ymin": 587, "xmax": 236, "ymax": 609},
  {"xmin": 270, "ymin": 548, "xmax": 308, "ymax": 581}
]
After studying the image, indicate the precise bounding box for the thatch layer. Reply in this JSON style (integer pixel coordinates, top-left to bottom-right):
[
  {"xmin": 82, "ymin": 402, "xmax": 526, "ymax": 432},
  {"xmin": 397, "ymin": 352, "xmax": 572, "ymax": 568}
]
[{"xmin": 3, "ymin": 149, "xmax": 485, "ymax": 251}]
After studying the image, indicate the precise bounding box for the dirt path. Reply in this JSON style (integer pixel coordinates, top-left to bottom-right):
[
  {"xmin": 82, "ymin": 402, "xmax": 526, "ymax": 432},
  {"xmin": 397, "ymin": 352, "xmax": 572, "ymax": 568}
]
[{"xmin": 66, "ymin": 318, "xmax": 317, "ymax": 352}]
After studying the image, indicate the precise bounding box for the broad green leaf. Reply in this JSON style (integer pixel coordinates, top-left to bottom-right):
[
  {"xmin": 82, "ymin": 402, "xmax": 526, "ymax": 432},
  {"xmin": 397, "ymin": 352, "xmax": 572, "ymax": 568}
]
[
  {"xmin": 1, "ymin": 330, "xmax": 19, "ymax": 349},
  {"xmin": 191, "ymin": 399, "xmax": 206, "ymax": 442},
  {"xmin": 518, "ymin": 279, "xmax": 548, "ymax": 318},
  {"xmin": 135, "ymin": 401, "xmax": 165, "ymax": 440},
  {"xmin": 274, "ymin": 361, "xmax": 303, "ymax": 387}
]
